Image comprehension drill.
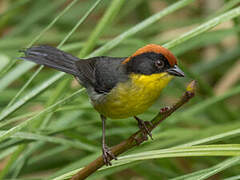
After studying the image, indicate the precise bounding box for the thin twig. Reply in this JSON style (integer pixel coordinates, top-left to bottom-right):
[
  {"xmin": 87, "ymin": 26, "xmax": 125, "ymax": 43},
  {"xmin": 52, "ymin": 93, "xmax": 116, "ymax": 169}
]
[{"xmin": 71, "ymin": 80, "xmax": 197, "ymax": 180}]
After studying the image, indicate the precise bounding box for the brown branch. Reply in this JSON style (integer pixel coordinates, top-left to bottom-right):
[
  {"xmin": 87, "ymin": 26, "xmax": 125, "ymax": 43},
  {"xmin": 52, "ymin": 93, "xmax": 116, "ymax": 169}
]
[{"xmin": 71, "ymin": 80, "xmax": 197, "ymax": 180}]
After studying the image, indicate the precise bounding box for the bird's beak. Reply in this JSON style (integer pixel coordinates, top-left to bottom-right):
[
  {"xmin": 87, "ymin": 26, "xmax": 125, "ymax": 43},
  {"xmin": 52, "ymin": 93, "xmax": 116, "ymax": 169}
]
[{"xmin": 167, "ymin": 65, "xmax": 185, "ymax": 77}]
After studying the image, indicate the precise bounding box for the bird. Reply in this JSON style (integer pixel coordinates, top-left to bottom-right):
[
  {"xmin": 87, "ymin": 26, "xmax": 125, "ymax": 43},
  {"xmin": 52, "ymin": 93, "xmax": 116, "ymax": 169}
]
[{"xmin": 19, "ymin": 44, "xmax": 184, "ymax": 165}]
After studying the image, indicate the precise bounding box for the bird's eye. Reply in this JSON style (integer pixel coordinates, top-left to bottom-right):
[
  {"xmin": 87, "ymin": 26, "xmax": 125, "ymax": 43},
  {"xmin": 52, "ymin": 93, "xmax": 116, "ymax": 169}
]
[{"xmin": 155, "ymin": 60, "xmax": 164, "ymax": 68}]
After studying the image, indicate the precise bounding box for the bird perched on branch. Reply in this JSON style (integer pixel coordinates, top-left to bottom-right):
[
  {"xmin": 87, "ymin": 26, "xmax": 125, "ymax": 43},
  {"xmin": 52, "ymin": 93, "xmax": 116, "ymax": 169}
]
[{"xmin": 20, "ymin": 44, "xmax": 184, "ymax": 165}]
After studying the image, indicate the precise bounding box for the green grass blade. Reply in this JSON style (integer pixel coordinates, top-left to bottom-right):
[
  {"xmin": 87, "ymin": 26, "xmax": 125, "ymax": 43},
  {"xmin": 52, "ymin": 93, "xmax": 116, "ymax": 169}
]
[
  {"xmin": 0, "ymin": 72, "xmax": 65, "ymax": 121},
  {"xmin": 0, "ymin": 131, "xmax": 97, "ymax": 151},
  {"xmin": 0, "ymin": 0, "xmax": 194, "ymax": 119},
  {"xmin": 57, "ymin": 0, "xmax": 103, "ymax": 48},
  {"xmin": 171, "ymin": 156, "xmax": 240, "ymax": 180},
  {"xmin": 0, "ymin": 144, "xmax": 25, "ymax": 180},
  {"xmin": 0, "ymin": 0, "xmax": 103, "ymax": 121},
  {"xmin": 176, "ymin": 127, "xmax": 240, "ymax": 148},
  {"xmin": 0, "ymin": 0, "xmax": 102, "ymax": 92},
  {"xmin": 224, "ymin": 175, "xmax": 240, "ymax": 180},
  {"xmin": 78, "ymin": 0, "xmax": 126, "ymax": 57},
  {"xmin": 164, "ymin": 6, "xmax": 240, "ymax": 49},
  {"xmin": 0, "ymin": 62, "xmax": 35, "ymax": 91},
  {"xmin": 179, "ymin": 84, "xmax": 240, "ymax": 119},
  {"xmin": 193, "ymin": 157, "xmax": 240, "ymax": 180},
  {"xmin": 215, "ymin": 0, "xmax": 240, "ymax": 16},
  {"xmin": 4, "ymin": 66, "xmax": 44, "ymax": 110},
  {"xmin": 29, "ymin": 0, "xmax": 79, "ymax": 48},
  {"xmin": 0, "ymin": 147, "xmax": 18, "ymax": 161},
  {"xmin": 0, "ymin": 89, "xmax": 83, "ymax": 143},
  {"xmin": 52, "ymin": 145, "xmax": 240, "ymax": 180},
  {"xmin": 7, "ymin": 0, "xmax": 65, "ymax": 37},
  {"xmin": 2, "ymin": 0, "xmax": 85, "ymax": 109},
  {"xmin": 89, "ymin": 0, "xmax": 196, "ymax": 57}
]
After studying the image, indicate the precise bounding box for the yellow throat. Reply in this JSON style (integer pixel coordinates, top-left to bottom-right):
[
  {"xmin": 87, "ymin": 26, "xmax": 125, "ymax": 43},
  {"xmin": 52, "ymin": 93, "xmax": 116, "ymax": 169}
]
[{"xmin": 94, "ymin": 72, "xmax": 173, "ymax": 119}]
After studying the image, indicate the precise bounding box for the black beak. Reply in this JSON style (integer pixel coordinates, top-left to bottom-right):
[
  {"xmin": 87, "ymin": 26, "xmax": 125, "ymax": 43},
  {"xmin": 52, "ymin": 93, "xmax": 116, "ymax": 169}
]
[{"xmin": 167, "ymin": 65, "xmax": 185, "ymax": 77}]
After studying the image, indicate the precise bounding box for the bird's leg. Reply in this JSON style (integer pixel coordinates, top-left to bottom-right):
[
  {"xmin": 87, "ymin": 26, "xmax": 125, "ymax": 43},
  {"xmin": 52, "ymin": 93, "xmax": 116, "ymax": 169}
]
[
  {"xmin": 134, "ymin": 116, "xmax": 153, "ymax": 141},
  {"xmin": 100, "ymin": 114, "xmax": 117, "ymax": 166}
]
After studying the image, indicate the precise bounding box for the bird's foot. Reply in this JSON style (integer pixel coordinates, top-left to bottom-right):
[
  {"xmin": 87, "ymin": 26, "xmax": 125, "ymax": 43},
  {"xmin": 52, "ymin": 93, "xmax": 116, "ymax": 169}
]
[
  {"xmin": 102, "ymin": 145, "xmax": 117, "ymax": 166},
  {"xmin": 134, "ymin": 116, "xmax": 153, "ymax": 141},
  {"xmin": 160, "ymin": 106, "xmax": 172, "ymax": 114}
]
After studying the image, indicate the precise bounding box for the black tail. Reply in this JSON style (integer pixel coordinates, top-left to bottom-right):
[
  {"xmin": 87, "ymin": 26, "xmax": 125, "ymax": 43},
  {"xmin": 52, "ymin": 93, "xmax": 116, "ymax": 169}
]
[{"xmin": 19, "ymin": 45, "xmax": 80, "ymax": 76}]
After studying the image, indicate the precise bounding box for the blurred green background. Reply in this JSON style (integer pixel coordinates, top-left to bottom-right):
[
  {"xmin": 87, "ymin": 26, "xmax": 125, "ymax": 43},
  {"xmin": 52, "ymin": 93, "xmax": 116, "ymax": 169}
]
[{"xmin": 0, "ymin": 0, "xmax": 240, "ymax": 179}]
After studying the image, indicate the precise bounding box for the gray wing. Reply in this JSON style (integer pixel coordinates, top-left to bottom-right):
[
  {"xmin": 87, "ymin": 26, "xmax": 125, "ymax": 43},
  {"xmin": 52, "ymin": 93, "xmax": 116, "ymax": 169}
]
[
  {"xmin": 74, "ymin": 58, "xmax": 96, "ymax": 88},
  {"xmin": 75, "ymin": 56, "xmax": 128, "ymax": 93}
]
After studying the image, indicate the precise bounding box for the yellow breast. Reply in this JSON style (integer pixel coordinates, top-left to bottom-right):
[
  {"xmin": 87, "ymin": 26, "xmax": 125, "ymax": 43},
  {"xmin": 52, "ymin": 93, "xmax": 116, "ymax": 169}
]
[{"xmin": 93, "ymin": 73, "xmax": 173, "ymax": 119}]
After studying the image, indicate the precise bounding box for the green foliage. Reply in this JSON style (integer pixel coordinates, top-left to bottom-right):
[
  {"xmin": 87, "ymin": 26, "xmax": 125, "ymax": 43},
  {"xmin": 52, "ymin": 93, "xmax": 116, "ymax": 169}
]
[{"xmin": 0, "ymin": 0, "xmax": 240, "ymax": 179}]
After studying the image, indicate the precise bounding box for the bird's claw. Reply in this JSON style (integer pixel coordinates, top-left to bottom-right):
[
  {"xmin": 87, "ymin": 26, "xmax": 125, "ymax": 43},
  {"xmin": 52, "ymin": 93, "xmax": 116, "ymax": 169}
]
[
  {"xmin": 135, "ymin": 117, "xmax": 153, "ymax": 141},
  {"xmin": 102, "ymin": 145, "xmax": 117, "ymax": 166}
]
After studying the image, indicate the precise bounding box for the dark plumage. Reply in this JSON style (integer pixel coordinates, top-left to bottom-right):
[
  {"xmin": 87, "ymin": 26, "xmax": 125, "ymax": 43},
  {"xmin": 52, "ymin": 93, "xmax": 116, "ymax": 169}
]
[
  {"xmin": 20, "ymin": 45, "xmax": 128, "ymax": 93},
  {"xmin": 19, "ymin": 44, "xmax": 184, "ymax": 166},
  {"xmin": 126, "ymin": 52, "xmax": 171, "ymax": 75},
  {"xmin": 20, "ymin": 45, "xmax": 182, "ymax": 94},
  {"xmin": 20, "ymin": 45, "xmax": 79, "ymax": 76}
]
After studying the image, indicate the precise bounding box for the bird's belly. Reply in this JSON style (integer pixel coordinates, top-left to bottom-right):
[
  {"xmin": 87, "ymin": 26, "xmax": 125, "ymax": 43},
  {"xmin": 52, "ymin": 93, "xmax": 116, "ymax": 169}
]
[{"xmin": 93, "ymin": 73, "xmax": 172, "ymax": 119}]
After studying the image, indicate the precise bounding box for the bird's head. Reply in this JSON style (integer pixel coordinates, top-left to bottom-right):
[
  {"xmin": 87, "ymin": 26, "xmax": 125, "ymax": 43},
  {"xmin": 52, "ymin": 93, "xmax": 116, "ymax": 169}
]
[{"xmin": 122, "ymin": 44, "xmax": 184, "ymax": 78}]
